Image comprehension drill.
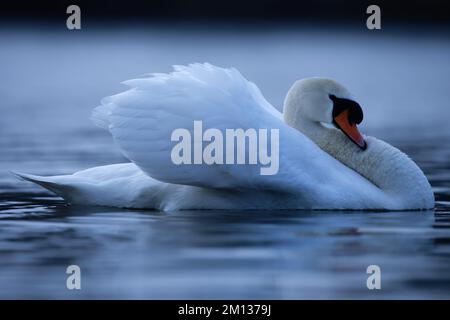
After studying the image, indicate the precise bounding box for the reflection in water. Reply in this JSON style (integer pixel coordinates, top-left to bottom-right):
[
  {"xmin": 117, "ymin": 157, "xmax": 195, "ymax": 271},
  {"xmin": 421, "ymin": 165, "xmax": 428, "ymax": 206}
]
[
  {"xmin": 0, "ymin": 28, "xmax": 450, "ymax": 299},
  {"xmin": 0, "ymin": 175, "xmax": 449, "ymax": 299}
]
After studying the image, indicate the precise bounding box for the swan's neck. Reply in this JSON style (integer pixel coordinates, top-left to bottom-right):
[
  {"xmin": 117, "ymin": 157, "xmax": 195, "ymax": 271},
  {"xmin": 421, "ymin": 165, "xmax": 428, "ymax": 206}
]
[{"xmin": 289, "ymin": 117, "xmax": 434, "ymax": 209}]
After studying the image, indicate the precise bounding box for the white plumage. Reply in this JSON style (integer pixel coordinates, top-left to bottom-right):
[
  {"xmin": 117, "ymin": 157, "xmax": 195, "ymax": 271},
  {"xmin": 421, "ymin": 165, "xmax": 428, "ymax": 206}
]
[{"xmin": 14, "ymin": 63, "xmax": 434, "ymax": 210}]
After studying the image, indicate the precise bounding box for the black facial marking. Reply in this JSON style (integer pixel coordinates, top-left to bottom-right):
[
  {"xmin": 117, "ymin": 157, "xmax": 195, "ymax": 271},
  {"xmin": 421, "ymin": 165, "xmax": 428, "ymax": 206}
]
[{"xmin": 329, "ymin": 94, "xmax": 364, "ymax": 125}]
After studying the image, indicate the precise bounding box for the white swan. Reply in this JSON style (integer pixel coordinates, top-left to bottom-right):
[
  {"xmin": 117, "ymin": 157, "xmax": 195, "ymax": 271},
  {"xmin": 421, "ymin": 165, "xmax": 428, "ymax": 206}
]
[{"xmin": 14, "ymin": 63, "xmax": 434, "ymax": 210}]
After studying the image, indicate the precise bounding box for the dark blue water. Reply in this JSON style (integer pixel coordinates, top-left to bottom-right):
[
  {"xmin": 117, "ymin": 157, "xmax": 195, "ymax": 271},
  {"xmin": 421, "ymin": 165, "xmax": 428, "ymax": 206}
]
[{"xmin": 0, "ymin": 27, "xmax": 449, "ymax": 299}]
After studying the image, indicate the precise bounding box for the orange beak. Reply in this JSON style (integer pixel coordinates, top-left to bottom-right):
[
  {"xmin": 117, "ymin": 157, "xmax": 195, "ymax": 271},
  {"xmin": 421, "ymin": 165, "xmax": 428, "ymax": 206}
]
[{"xmin": 333, "ymin": 109, "xmax": 367, "ymax": 150}]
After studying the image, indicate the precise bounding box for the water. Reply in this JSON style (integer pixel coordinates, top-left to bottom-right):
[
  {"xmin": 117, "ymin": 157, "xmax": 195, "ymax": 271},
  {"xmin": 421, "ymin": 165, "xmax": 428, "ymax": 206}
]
[{"xmin": 1, "ymin": 26, "xmax": 450, "ymax": 299}]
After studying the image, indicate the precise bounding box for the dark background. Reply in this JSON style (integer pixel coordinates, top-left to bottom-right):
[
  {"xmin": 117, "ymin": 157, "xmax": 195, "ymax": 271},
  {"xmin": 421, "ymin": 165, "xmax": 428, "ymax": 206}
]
[{"xmin": 1, "ymin": 0, "xmax": 449, "ymax": 25}]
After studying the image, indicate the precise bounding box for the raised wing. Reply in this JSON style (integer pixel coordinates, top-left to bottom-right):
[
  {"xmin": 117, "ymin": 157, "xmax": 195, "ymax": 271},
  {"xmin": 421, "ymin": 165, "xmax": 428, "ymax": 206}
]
[{"xmin": 91, "ymin": 63, "xmax": 326, "ymax": 191}]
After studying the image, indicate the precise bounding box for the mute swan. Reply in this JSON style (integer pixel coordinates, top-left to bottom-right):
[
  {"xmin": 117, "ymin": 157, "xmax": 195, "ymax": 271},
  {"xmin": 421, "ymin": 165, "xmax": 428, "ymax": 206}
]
[{"xmin": 14, "ymin": 63, "xmax": 434, "ymax": 210}]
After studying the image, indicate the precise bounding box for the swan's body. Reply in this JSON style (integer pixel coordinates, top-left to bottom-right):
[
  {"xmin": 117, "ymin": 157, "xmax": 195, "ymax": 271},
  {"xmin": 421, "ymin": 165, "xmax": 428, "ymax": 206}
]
[{"xmin": 15, "ymin": 63, "xmax": 434, "ymax": 210}]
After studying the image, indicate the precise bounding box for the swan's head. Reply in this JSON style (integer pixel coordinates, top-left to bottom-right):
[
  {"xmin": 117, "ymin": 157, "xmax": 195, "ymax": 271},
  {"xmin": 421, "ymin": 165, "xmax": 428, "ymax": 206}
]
[{"xmin": 283, "ymin": 77, "xmax": 366, "ymax": 150}]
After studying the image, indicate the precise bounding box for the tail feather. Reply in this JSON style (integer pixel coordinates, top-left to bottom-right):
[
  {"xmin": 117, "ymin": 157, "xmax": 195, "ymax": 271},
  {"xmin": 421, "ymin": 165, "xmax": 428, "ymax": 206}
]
[
  {"xmin": 11, "ymin": 164, "xmax": 162, "ymax": 209},
  {"xmin": 11, "ymin": 171, "xmax": 77, "ymax": 200}
]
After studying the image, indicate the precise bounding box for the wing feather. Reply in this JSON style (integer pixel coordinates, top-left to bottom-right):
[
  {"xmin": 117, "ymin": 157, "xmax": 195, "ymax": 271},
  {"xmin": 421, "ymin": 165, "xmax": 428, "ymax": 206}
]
[{"xmin": 91, "ymin": 63, "xmax": 317, "ymax": 191}]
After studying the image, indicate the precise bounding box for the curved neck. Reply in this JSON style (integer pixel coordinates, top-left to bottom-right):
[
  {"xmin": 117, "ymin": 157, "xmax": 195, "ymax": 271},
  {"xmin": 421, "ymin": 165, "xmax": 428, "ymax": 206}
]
[{"xmin": 288, "ymin": 116, "xmax": 434, "ymax": 209}]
